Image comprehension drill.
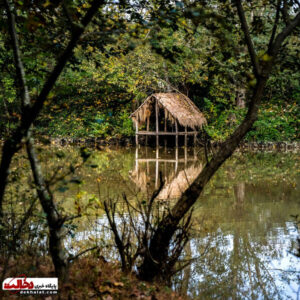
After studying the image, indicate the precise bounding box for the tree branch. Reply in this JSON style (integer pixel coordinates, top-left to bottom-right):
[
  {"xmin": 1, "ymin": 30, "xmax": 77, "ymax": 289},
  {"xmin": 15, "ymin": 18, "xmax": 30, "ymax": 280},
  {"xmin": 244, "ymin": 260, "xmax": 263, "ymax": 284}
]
[
  {"xmin": 68, "ymin": 246, "xmax": 99, "ymax": 262},
  {"xmin": 269, "ymin": 11, "xmax": 300, "ymax": 56},
  {"xmin": 3, "ymin": 0, "xmax": 30, "ymax": 109},
  {"xmin": 268, "ymin": 0, "xmax": 281, "ymax": 52},
  {"xmin": 23, "ymin": 0, "xmax": 105, "ymax": 126},
  {"xmin": 235, "ymin": 0, "xmax": 260, "ymax": 78},
  {"xmin": 281, "ymin": 0, "xmax": 291, "ymax": 25}
]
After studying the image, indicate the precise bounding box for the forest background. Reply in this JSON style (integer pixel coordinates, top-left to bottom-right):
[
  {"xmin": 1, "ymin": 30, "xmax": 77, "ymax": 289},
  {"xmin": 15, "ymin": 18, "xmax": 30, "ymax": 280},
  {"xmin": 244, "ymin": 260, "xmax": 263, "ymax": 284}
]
[{"xmin": 0, "ymin": 0, "xmax": 299, "ymax": 143}]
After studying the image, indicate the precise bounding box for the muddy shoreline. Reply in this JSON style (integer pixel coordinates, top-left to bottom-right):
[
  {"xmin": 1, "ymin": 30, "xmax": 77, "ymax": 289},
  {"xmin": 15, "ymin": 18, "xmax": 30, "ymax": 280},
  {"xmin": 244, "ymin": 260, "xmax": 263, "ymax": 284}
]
[
  {"xmin": 1, "ymin": 136, "xmax": 299, "ymax": 151},
  {"xmin": 47, "ymin": 137, "xmax": 300, "ymax": 151}
]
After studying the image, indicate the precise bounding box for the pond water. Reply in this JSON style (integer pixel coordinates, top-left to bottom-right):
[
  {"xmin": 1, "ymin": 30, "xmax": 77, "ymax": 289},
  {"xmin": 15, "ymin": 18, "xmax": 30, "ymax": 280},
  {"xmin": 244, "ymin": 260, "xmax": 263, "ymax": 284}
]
[{"xmin": 9, "ymin": 145, "xmax": 300, "ymax": 299}]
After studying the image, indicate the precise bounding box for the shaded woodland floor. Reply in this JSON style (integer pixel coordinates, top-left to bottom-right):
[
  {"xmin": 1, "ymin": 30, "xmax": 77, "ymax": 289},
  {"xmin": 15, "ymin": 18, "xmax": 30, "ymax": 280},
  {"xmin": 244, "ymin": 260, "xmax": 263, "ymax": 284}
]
[{"xmin": 0, "ymin": 255, "xmax": 188, "ymax": 300}]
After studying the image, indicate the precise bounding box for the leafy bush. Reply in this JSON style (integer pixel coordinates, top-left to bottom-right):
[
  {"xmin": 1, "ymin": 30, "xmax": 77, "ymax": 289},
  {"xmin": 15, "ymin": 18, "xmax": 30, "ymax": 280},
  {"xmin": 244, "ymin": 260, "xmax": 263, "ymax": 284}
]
[{"xmin": 203, "ymin": 100, "xmax": 299, "ymax": 142}]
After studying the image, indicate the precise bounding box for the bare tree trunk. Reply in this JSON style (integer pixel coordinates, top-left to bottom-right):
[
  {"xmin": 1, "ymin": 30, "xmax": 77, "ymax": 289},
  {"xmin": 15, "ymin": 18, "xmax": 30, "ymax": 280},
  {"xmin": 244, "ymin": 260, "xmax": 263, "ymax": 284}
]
[
  {"xmin": 26, "ymin": 133, "xmax": 69, "ymax": 280},
  {"xmin": 180, "ymin": 241, "xmax": 191, "ymax": 296}
]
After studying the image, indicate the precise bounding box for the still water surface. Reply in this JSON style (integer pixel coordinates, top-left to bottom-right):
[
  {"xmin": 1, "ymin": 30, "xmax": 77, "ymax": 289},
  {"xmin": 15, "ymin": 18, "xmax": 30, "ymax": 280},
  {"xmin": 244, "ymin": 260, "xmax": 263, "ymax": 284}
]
[{"xmin": 53, "ymin": 146, "xmax": 299, "ymax": 299}]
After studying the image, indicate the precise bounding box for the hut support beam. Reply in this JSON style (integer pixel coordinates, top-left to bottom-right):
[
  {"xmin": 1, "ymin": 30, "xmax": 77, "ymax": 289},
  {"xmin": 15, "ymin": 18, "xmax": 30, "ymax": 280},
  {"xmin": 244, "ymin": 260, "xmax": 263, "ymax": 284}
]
[
  {"xmin": 146, "ymin": 117, "xmax": 149, "ymax": 146},
  {"xmin": 155, "ymin": 98, "xmax": 159, "ymax": 147},
  {"xmin": 184, "ymin": 126, "xmax": 187, "ymax": 147},
  {"xmin": 175, "ymin": 120, "xmax": 178, "ymax": 148},
  {"xmin": 175, "ymin": 147, "xmax": 178, "ymax": 173},
  {"xmin": 135, "ymin": 147, "xmax": 139, "ymax": 173},
  {"xmin": 164, "ymin": 111, "xmax": 167, "ymax": 149},
  {"xmin": 135, "ymin": 121, "xmax": 139, "ymax": 147},
  {"xmin": 146, "ymin": 147, "xmax": 149, "ymax": 174},
  {"xmin": 137, "ymin": 131, "xmax": 198, "ymax": 136},
  {"xmin": 155, "ymin": 147, "xmax": 159, "ymax": 188}
]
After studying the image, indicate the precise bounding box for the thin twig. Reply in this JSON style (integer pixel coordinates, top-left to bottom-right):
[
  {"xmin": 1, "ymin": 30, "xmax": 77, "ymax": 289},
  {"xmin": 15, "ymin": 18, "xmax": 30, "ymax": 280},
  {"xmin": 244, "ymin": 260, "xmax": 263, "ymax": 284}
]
[{"xmin": 68, "ymin": 246, "xmax": 99, "ymax": 262}]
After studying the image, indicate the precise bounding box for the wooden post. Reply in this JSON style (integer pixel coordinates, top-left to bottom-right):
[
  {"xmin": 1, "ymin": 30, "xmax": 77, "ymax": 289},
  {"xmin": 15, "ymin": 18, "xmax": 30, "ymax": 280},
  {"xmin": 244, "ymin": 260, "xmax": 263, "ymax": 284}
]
[
  {"xmin": 135, "ymin": 147, "xmax": 139, "ymax": 173},
  {"xmin": 146, "ymin": 147, "xmax": 149, "ymax": 174},
  {"xmin": 194, "ymin": 132, "xmax": 197, "ymax": 146},
  {"xmin": 184, "ymin": 146, "xmax": 187, "ymax": 167},
  {"xmin": 155, "ymin": 99, "xmax": 159, "ymax": 147},
  {"xmin": 164, "ymin": 110, "xmax": 167, "ymax": 149},
  {"xmin": 155, "ymin": 147, "xmax": 159, "ymax": 188},
  {"xmin": 164, "ymin": 113, "xmax": 167, "ymax": 132},
  {"xmin": 175, "ymin": 120, "xmax": 178, "ymax": 148},
  {"xmin": 185, "ymin": 126, "xmax": 187, "ymax": 148},
  {"xmin": 135, "ymin": 121, "xmax": 139, "ymax": 147},
  {"xmin": 175, "ymin": 147, "xmax": 178, "ymax": 173},
  {"xmin": 146, "ymin": 117, "xmax": 149, "ymax": 146}
]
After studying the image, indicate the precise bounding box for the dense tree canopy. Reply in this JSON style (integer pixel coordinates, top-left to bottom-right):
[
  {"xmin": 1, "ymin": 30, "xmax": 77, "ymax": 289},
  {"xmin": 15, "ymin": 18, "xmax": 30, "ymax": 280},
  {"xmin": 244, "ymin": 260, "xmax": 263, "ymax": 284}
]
[{"xmin": 0, "ymin": 0, "xmax": 299, "ymax": 141}]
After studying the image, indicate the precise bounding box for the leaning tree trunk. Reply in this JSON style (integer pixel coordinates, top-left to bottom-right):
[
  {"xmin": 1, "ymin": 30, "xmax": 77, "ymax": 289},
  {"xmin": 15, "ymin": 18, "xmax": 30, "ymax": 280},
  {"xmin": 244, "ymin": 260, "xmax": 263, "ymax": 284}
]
[{"xmin": 26, "ymin": 133, "xmax": 69, "ymax": 281}]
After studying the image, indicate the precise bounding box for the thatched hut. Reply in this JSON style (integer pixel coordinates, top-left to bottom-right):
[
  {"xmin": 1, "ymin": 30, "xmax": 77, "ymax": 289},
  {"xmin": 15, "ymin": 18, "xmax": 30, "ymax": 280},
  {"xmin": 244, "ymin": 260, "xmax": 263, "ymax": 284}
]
[{"xmin": 130, "ymin": 93, "xmax": 207, "ymax": 147}]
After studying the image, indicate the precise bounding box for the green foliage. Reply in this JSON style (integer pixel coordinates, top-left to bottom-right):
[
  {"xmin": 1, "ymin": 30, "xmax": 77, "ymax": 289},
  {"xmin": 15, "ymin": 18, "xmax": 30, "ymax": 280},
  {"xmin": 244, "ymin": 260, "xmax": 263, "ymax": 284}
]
[
  {"xmin": 203, "ymin": 101, "xmax": 299, "ymax": 142},
  {"xmin": 40, "ymin": 108, "xmax": 134, "ymax": 138},
  {"xmin": 0, "ymin": 0, "xmax": 299, "ymax": 141},
  {"xmin": 247, "ymin": 103, "xmax": 299, "ymax": 141},
  {"xmin": 88, "ymin": 109, "xmax": 135, "ymax": 138}
]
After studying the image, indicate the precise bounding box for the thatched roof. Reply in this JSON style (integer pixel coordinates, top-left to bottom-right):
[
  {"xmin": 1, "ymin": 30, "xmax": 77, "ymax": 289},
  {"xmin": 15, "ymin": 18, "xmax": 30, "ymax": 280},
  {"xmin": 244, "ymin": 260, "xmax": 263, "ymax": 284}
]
[{"xmin": 130, "ymin": 93, "xmax": 207, "ymax": 129}]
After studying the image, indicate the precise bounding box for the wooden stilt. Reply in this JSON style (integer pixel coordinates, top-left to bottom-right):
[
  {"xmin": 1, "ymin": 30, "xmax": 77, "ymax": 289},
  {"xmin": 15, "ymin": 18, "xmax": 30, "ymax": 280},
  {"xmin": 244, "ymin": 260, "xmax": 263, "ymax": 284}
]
[
  {"xmin": 146, "ymin": 117, "xmax": 149, "ymax": 146},
  {"xmin": 155, "ymin": 99, "xmax": 159, "ymax": 147},
  {"xmin": 146, "ymin": 147, "xmax": 149, "ymax": 174},
  {"xmin": 164, "ymin": 112, "xmax": 167, "ymax": 148},
  {"xmin": 175, "ymin": 147, "xmax": 178, "ymax": 173},
  {"xmin": 135, "ymin": 121, "xmax": 139, "ymax": 146},
  {"xmin": 175, "ymin": 120, "xmax": 178, "ymax": 148},
  {"xmin": 194, "ymin": 132, "xmax": 197, "ymax": 146},
  {"xmin": 184, "ymin": 146, "xmax": 187, "ymax": 167},
  {"xmin": 135, "ymin": 147, "xmax": 139, "ymax": 173},
  {"xmin": 185, "ymin": 126, "xmax": 187, "ymax": 148},
  {"xmin": 155, "ymin": 147, "xmax": 159, "ymax": 188}
]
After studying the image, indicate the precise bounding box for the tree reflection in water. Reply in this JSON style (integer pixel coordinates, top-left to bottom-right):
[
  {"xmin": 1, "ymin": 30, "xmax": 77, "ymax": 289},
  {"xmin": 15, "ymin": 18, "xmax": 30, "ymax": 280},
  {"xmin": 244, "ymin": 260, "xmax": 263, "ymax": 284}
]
[{"xmin": 175, "ymin": 183, "xmax": 299, "ymax": 299}]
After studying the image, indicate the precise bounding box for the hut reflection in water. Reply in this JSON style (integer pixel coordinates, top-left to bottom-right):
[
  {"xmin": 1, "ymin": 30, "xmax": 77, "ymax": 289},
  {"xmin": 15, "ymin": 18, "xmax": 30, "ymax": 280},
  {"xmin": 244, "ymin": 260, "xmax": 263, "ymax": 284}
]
[{"xmin": 130, "ymin": 147, "xmax": 203, "ymax": 200}]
